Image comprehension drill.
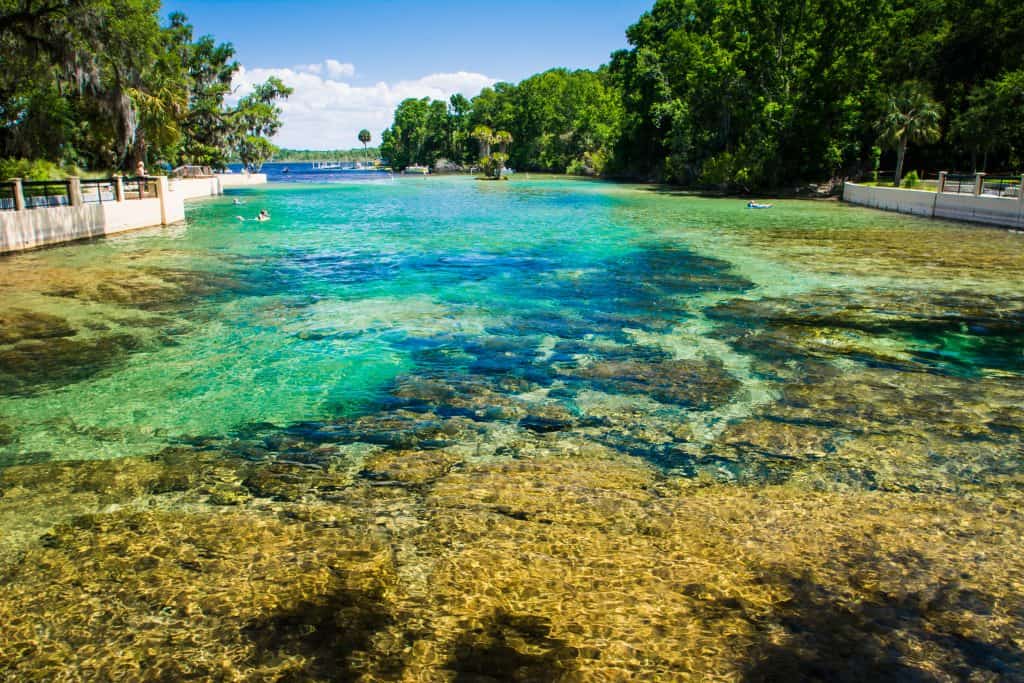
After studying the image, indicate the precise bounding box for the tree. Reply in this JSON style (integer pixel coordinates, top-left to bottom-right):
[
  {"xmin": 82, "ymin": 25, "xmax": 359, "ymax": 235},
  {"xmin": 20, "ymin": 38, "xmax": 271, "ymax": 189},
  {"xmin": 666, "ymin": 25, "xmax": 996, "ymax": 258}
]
[
  {"xmin": 0, "ymin": 0, "xmax": 169, "ymax": 169},
  {"xmin": 953, "ymin": 70, "xmax": 1024, "ymax": 171},
  {"xmin": 232, "ymin": 76, "xmax": 292, "ymax": 171},
  {"xmin": 358, "ymin": 129, "xmax": 371, "ymax": 158},
  {"xmin": 448, "ymin": 93, "xmax": 473, "ymax": 162},
  {"xmin": 379, "ymin": 98, "xmax": 432, "ymax": 170},
  {"xmin": 178, "ymin": 19, "xmax": 240, "ymax": 168},
  {"xmin": 471, "ymin": 125, "xmax": 494, "ymax": 159},
  {"xmin": 877, "ymin": 82, "xmax": 943, "ymax": 186},
  {"xmin": 493, "ymin": 130, "xmax": 513, "ymax": 156}
]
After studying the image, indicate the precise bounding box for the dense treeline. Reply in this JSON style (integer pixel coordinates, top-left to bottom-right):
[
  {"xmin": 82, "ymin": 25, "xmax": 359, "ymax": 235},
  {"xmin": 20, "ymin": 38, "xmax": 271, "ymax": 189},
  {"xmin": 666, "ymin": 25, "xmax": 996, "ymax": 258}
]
[
  {"xmin": 0, "ymin": 0, "xmax": 290, "ymax": 174},
  {"xmin": 382, "ymin": 0, "xmax": 1024, "ymax": 189},
  {"xmin": 273, "ymin": 147, "xmax": 381, "ymax": 163},
  {"xmin": 381, "ymin": 68, "xmax": 623, "ymax": 176}
]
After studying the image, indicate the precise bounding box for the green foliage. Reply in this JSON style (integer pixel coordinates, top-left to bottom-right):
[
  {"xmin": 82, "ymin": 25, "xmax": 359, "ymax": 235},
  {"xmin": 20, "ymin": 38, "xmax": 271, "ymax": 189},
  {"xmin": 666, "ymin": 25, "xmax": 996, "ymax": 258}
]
[
  {"xmin": 0, "ymin": 2, "xmax": 289, "ymax": 174},
  {"xmin": 870, "ymin": 146, "xmax": 882, "ymax": 182},
  {"xmin": 379, "ymin": 98, "xmax": 433, "ymax": 170},
  {"xmin": 274, "ymin": 148, "xmax": 381, "ymax": 162},
  {"xmin": 902, "ymin": 170, "xmax": 921, "ymax": 188},
  {"xmin": 380, "ymin": 68, "xmax": 622, "ymax": 175},
  {"xmin": 383, "ymin": 0, "xmax": 1020, "ymax": 186},
  {"xmin": 479, "ymin": 152, "xmax": 509, "ymax": 180},
  {"xmin": 0, "ymin": 158, "xmax": 67, "ymax": 181},
  {"xmin": 877, "ymin": 82, "xmax": 942, "ymax": 186},
  {"xmin": 953, "ymin": 70, "xmax": 1024, "ymax": 170},
  {"xmin": 358, "ymin": 129, "xmax": 372, "ymax": 156},
  {"xmin": 232, "ymin": 77, "xmax": 293, "ymax": 171},
  {"xmin": 604, "ymin": 0, "xmax": 1024, "ymax": 186}
]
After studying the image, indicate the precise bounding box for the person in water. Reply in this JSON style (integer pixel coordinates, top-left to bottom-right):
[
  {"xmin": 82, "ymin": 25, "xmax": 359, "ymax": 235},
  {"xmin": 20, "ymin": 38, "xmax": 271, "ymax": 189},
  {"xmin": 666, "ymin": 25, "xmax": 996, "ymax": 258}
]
[{"xmin": 235, "ymin": 209, "xmax": 270, "ymax": 222}]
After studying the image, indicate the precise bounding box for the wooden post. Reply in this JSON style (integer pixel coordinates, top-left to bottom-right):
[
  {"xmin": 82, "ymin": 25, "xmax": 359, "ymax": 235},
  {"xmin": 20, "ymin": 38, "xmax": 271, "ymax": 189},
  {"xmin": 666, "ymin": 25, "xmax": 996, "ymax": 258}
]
[
  {"xmin": 11, "ymin": 178, "xmax": 25, "ymax": 211},
  {"xmin": 974, "ymin": 172, "xmax": 986, "ymax": 196},
  {"xmin": 1019, "ymin": 174, "xmax": 1024, "ymax": 202},
  {"xmin": 67, "ymin": 176, "xmax": 83, "ymax": 207},
  {"xmin": 937, "ymin": 171, "xmax": 947, "ymax": 194},
  {"xmin": 114, "ymin": 175, "xmax": 125, "ymax": 202}
]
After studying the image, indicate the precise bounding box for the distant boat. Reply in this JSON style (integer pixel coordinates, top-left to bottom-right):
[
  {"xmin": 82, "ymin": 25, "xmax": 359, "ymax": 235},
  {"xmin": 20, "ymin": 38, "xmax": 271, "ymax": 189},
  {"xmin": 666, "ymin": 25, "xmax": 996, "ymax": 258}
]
[{"xmin": 404, "ymin": 165, "xmax": 429, "ymax": 175}]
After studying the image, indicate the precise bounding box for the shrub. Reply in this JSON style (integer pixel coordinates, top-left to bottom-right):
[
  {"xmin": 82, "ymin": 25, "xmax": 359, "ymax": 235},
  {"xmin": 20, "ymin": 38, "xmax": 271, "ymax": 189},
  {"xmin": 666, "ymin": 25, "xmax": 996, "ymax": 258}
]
[
  {"xmin": 0, "ymin": 158, "xmax": 66, "ymax": 181},
  {"xmin": 902, "ymin": 170, "xmax": 920, "ymax": 188}
]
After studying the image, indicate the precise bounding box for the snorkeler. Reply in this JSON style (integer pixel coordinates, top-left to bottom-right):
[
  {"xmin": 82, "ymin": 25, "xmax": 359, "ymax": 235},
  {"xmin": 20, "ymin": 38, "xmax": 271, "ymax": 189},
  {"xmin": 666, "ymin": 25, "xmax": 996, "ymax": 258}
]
[{"xmin": 256, "ymin": 209, "xmax": 270, "ymax": 222}]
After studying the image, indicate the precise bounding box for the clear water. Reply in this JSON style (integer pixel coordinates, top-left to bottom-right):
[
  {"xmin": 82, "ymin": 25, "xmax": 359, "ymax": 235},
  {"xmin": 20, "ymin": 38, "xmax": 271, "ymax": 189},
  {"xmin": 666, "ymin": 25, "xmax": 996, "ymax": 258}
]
[{"xmin": 1, "ymin": 176, "xmax": 1022, "ymax": 679}]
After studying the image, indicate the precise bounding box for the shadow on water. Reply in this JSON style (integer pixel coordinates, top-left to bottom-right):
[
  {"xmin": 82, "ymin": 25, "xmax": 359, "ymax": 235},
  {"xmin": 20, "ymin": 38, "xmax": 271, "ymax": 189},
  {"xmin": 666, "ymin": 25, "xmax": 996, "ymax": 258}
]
[
  {"xmin": 243, "ymin": 581, "xmax": 404, "ymax": 682},
  {"xmin": 736, "ymin": 549, "xmax": 1024, "ymax": 682},
  {"xmin": 446, "ymin": 610, "xmax": 577, "ymax": 683}
]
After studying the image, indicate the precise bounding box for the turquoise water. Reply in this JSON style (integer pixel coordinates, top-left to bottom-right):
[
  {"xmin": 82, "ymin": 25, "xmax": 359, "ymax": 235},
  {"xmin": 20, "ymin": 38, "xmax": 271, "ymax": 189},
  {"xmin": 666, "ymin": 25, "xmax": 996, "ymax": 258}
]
[
  {"xmin": 1, "ymin": 176, "xmax": 1021, "ymax": 468},
  {"xmin": 1, "ymin": 176, "xmax": 1023, "ymax": 679}
]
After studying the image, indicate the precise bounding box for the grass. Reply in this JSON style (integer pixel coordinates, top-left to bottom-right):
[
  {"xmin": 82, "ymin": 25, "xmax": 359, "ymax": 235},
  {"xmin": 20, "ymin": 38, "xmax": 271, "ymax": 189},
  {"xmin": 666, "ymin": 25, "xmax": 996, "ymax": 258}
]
[{"xmin": 858, "ymin": 180, "xmax": 938, "ymax": 192}]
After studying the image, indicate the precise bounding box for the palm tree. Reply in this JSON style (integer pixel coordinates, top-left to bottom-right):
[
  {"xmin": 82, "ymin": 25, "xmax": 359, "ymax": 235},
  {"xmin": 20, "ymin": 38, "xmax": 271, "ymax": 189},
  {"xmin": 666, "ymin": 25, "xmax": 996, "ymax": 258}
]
[
  {"xmin": 358, "ymin": 129, "xmax": 372, "ymax": 159},
  {"xmin": 877, "ymin": 83, "xmax": 943, "ymax": 187},
  {"xmin": 471, "ymin": 125, "xmax": 494, "ymax": 159},
  {"xmin": 493, "ymin": 130, "xmax": 513, "ymax": 156}
]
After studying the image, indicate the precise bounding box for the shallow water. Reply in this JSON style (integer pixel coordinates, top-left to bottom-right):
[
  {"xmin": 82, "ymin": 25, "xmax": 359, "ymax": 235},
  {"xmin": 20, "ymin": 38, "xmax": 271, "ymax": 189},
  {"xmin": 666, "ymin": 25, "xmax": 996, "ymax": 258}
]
[{"xmin": 1, "ymin": 176, "xmax": 1022, "ymax": 680}]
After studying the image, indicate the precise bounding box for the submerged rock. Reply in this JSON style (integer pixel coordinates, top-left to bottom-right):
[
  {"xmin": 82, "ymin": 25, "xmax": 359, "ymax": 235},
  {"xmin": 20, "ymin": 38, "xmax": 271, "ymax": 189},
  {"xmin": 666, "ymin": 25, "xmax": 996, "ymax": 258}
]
[
  {"xmin": 566, "ymin": 358, "xmax": 741, "ymax": 409},
  {"xmin": 0, "ymin": 309, "xmax": 76, "ymax": 345},
  {"xmin": 0, "ymin": 333, "xmax": 141, "ymax": 395}
]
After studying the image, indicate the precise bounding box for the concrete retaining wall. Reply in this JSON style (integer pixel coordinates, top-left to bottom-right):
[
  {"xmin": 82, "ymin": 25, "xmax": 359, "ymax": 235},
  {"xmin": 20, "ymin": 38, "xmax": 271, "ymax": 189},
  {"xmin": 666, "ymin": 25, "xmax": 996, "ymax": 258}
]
[
  {"xmin": 1, "ymin": 172, "xmax": 268, "ymax": 255},
  {"xmin": 843, "ymin": 182, "xmax": 1024, "ymax": 228},
  {"xmin": 217, "ymin": 173, "xmax": 267, "ymax": 188},
  {"xmin": 170, "ymin": 177, "xmax": 222, "ymax": 200},
  {"xmin": 0, "ymin": 198, "xmax": 164, "ymax": 253}
]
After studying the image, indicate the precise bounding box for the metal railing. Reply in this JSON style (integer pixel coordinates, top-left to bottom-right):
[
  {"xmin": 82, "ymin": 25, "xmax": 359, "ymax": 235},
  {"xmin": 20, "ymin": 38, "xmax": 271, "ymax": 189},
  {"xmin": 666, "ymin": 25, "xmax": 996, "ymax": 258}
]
[
  {"xmin": 80, "ymin": 178, "xmax": 116, "ymax": 204},
  {"xmin": 172, "ymin": 165, "xmax": 214, "ymax": 178},
  {"xmin": 0, "ymin": 181, "xmax": 16, "ymax": 211},
  {"xmin": 981, "ymin": 175, "xmax": 1020, "ymax": 198},
  {"xmin": 942, "ymin": 173, "xmax": 976, "ymax": 195},
  {"xmin": 20, "ymin": 179, "xmax": 70, "ymax": 209},
  {"xmin": 0, "ymin": 175, "xmax": 162, "ymax": 211},
  {"xmin": 124, "ymin": 176, "xmax": 157, "ymax": 200}
]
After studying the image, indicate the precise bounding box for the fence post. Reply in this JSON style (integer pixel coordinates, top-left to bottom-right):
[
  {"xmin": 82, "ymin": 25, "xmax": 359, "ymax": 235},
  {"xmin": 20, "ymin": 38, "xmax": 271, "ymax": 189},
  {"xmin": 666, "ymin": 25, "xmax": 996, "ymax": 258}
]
[
  {"xmin": 67, "ymin": 176, "xmax": 82, "ymax": 207},
  {"xmin": 974, "ymin": 172, "xmax": 986, "ymax": 196},
  {"xmin": 11, "ymin": 178, "xmax": 25, "ymax": 211},
  {"xmin": 155, "ymin": 175, "xmax": 170, "ymax": 225},
  {"xmin": 114, "ymin": 175, "xmax": 125, "ymax": 202},
  {"xmin": 1019, "ymin": 175, "xmax": 1024, "ymax": 203},
  {"xmin": 937, "ymin": 171, "xmax": 947, "ymax": 194}
]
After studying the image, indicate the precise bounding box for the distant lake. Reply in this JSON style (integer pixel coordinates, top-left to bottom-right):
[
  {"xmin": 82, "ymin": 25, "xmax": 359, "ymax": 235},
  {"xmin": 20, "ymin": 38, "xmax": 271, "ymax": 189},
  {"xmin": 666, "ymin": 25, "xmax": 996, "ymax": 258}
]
[{"xmin": 1, "ymin": 176, "xmax": 1022, "ymax": 679}]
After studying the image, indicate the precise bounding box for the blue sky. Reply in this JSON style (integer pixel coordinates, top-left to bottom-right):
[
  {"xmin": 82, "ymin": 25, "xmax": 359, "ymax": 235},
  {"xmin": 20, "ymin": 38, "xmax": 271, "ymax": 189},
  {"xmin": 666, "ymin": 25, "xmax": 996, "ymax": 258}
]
[{"xmin": 162, "ymin": 0, "xmax": 653, "ymax": 149}]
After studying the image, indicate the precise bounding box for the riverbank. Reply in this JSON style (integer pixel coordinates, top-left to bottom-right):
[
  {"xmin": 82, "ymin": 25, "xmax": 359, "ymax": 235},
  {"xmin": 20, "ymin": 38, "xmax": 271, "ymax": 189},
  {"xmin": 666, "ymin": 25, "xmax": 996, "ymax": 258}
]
[
  {"xmin": 0, "ymin": 173, "xmax": 267, "ymax": 255},
  {"xmin": 843, "ymin": 181, "xmax": 1024, "ymax": 229}
]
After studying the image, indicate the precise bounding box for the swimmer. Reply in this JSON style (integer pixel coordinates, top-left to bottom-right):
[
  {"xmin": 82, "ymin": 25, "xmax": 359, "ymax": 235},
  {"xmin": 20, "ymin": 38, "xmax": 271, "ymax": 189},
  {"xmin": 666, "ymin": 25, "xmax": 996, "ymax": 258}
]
[{"xmin": 255, "ymin": 209, "xmax": 270, "ymax": 222}]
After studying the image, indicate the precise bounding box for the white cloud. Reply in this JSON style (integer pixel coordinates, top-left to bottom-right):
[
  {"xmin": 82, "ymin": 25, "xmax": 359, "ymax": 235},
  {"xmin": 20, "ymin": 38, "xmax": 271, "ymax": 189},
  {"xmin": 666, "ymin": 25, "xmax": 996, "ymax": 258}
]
[
  {"xmin": 230, "ymin": 62, "xmax": 497, "ymax": 150},
  {"xmin": 324, "ymin": 59, "xmax": 356, "ymax": 79}
]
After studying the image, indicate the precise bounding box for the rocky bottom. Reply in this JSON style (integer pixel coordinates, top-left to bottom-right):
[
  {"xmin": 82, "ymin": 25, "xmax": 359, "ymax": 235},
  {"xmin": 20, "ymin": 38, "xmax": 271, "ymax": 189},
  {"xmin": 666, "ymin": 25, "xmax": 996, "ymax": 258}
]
[{"xmin": 1, "ymin": 446, "xmax": 1022, "ymax": 682}]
